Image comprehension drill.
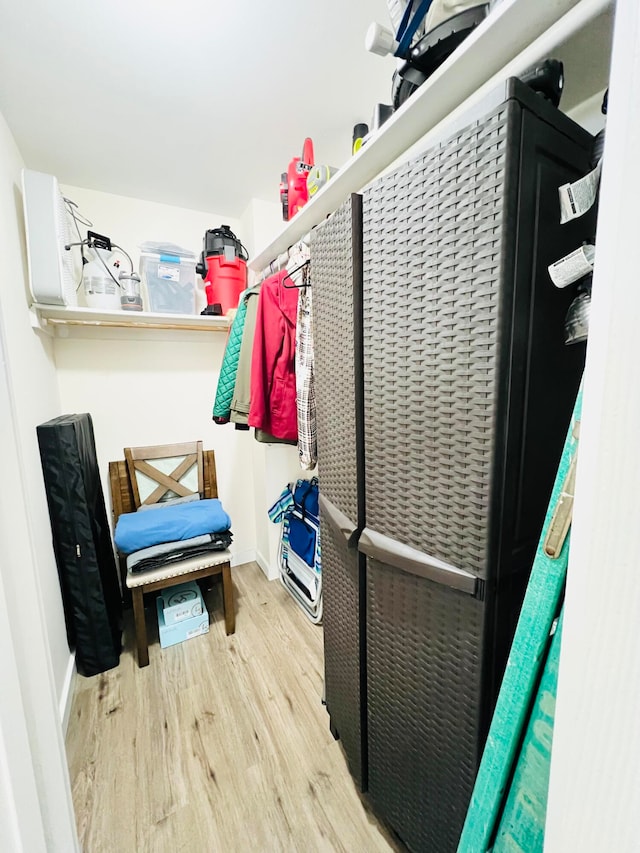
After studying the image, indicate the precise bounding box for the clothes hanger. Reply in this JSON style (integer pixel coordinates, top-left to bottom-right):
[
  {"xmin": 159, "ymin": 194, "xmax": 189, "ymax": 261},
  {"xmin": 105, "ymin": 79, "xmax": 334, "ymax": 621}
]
[{"xmin": 282, "ymin": 259, "xmax": 310, "ymax": 288}]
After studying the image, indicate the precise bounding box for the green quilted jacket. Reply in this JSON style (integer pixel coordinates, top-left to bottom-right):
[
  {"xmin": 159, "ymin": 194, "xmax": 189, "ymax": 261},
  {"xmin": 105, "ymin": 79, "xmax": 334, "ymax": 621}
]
[{"xmin": 212, "ymin": 290, "xmax": 250, "ymax": 423}]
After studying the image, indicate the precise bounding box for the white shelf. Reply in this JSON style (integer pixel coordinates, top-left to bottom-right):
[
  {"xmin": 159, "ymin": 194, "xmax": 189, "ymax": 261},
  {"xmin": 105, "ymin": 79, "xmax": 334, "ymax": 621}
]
[
  {"xmin": 31, "ymin": 304, "xmax": 231, "ymax": 336},
  {"xmin": 249, "ymin": 0, "xmax": 612, "ymax": 272}
]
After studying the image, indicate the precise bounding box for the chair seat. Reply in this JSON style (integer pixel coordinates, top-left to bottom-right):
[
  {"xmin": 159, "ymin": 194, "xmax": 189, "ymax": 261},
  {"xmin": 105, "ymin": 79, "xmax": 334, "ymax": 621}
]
[{"xmin": 125, "ymin": 549, "xmax": 232, "ymax": 588}]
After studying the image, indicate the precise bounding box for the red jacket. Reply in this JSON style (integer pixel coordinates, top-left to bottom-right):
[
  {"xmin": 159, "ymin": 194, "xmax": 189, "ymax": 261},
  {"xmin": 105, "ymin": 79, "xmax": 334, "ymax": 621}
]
[{"xmin": 249, "ymin": 270, "xmax": 299, "ymax": 440}]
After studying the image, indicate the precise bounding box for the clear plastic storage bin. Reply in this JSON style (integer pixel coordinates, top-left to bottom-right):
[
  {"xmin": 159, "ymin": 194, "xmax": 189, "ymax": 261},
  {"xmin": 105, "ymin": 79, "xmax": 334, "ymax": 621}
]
[{"xmin": 140, "ymin": 251, "xmax": 197, "ymax": 314}]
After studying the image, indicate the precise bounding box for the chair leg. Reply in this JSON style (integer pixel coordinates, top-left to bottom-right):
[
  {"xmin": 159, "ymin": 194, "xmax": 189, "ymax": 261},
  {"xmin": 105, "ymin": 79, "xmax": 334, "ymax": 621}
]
[
  {"xmin": 132, "ymin": 587, "xmax": 149, "ymax": 667},
  {"xmin": 221, "ymin": 563, "xmax": 235, "ymax": 635}
]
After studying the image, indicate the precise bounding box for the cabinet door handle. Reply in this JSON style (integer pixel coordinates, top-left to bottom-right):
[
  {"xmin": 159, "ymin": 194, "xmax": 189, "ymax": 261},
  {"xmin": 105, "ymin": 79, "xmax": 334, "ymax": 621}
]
[
  {"xmin": 358, "ymin": 527, "xmax": 479, "ymax": 596},
  {"xmin": 318, "ymin": 493, "xmax": 360, "ymax": 548}
]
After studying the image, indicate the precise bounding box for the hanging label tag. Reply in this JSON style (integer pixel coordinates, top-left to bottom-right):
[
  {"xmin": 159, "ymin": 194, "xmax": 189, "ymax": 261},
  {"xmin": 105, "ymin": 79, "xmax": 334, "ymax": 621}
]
[
  {"xmin": 548, "ymin": 244, "xmax": 595, "ymax": 288},
  {"xmin": 559, "ymin": 160, "xmax": 602, "ymax": 223}
]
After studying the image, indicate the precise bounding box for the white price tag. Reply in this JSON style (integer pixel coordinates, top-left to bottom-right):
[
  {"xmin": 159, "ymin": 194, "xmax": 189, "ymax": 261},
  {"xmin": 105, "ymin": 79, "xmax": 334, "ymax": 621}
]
[
  {"xmin": 559, "ymin": 160, "xmax": 602, "ymax": 224},
  {"xmin": 157, "ymin": 263, "xmax": 180, "ymax": 282},
  {"xmin": 548, "ymin": 245, "xmax": 595, "ymax": 288}
]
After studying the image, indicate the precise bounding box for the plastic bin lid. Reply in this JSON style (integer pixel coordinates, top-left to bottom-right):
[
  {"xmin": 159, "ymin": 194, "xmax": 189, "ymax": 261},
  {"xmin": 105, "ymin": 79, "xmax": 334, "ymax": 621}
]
[{"xmin": 140, "ymin": 241, "xmax": 196, "ymax": 260}]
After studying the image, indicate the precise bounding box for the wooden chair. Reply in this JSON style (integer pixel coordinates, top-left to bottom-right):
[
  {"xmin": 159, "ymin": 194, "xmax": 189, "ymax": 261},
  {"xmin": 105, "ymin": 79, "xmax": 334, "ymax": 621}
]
[{"xmin": 109, "ymin": 441, "xmax": 234, "ymax": 667}]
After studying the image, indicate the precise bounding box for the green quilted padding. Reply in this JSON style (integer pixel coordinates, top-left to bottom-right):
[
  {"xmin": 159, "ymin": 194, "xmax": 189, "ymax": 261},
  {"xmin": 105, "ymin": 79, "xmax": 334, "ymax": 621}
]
[{"xmin": 212, "ymin": 290, "xmax": 249, "ymax": 421}]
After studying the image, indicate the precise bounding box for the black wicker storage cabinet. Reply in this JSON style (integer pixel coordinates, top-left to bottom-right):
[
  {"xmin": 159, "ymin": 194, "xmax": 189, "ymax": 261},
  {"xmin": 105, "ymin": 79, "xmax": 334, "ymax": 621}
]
[
  {"xmin": 311, "ymin": 195, "xmax": 368, "ymax": 788},
  {"xmin": 313, "ymin": 78, "xmax": 595, "ymax": 851}
]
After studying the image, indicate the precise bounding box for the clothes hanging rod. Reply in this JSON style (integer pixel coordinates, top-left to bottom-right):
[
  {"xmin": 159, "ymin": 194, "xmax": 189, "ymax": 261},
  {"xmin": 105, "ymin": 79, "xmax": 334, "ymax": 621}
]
[{"xmin": 255, "ymin": 234, "xmax": 310, "ymax": 284}]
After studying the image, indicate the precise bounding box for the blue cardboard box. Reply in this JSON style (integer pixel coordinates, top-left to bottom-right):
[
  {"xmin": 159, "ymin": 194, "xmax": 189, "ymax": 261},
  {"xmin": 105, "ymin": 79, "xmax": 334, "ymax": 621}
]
[
  {"xmin": 157, "ymin": 580, "xmax": 203, "ymax": 625},
  {"xmin": 156, "ymin": 594, "xmax": 209, "ymax": 649}
]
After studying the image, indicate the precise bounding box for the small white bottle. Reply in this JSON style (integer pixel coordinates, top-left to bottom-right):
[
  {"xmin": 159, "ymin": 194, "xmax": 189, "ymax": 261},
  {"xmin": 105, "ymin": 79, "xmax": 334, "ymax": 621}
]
[{"xmin": 82, "ymin": 249, "xmax": 120, "ymax": 310}]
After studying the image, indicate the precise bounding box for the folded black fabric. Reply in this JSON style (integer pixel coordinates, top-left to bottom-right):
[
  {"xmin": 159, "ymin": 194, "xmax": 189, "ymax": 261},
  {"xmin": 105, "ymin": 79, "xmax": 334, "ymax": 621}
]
[{"xmin": 128, "ymin": 531, "xmax": 233, "ymax": 574}]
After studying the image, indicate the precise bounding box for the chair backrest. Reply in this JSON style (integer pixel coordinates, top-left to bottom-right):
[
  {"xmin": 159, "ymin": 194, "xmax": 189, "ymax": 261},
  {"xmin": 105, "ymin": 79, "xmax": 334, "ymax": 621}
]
[
  {"xmin": 124, "ymin": 441, "xmax": 205, "ymax": 509},
  {"xmin": 109, "ymin": 448, "xmax": 219, "ymax": 579}
]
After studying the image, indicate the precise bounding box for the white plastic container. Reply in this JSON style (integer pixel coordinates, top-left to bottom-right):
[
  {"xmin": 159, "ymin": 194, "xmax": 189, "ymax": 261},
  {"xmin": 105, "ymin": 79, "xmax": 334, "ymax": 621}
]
[
  {"xmin": 82, "ymin": 249, "xmax": 121, "ymax": 310},
  {"xmin": 140, "ymin": 251, "xmax": 197, "ymax": 315}
]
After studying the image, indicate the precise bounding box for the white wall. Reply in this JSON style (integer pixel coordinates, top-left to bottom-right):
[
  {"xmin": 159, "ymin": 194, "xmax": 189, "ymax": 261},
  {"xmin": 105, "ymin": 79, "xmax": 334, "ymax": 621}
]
[
  {"xmin": 240, "ymin": 197, "xmax": 282, "ymax": 259},
  {"xmin": 567, "ymin": 88, "xmax": 607, "ymax": 134},
  {"xmin": 545, "ymin": 2, "xmax": 640, "ymax": 849},
  {"xmin": 252, "ymin": 441, "xmax": 313, "ymax": 580},
  {"xmin": 0, "ymin": 115, "xmax": 71, "ymax": 703},
  {"xmin": 0, "ymin": 109, "xmax": 78, "ymax": 850},
  {"xmin": 54, "ymin": 186, "xmax": 257, "ymax": 564},
  {"xmin": 239, "ymin": 196, "xmax": 313, "ymax": 579}
]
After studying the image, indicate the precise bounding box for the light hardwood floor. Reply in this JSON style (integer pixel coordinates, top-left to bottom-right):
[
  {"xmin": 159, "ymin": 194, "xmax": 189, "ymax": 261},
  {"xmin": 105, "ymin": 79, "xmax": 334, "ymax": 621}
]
[{"xmin": 65, "ymin": 562, "xmax": 401, "ymax": 853}]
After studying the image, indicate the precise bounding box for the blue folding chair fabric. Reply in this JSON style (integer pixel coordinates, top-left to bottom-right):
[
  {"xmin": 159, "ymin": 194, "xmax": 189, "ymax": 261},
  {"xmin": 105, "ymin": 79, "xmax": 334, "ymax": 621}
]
[{"xmin": 269, "ymin": 477, "xmax": 322, "ymax": 623}]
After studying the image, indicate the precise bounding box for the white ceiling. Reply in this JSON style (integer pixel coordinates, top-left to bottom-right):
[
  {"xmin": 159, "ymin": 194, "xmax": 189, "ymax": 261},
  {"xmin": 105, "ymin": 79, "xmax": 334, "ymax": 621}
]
[{"xmin": 0, "ymin": 0, "xmax": 395, "ymax": 217}]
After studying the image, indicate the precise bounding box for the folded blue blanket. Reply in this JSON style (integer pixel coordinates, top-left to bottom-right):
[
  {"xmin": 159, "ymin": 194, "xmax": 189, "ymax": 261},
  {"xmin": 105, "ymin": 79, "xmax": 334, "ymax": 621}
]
[{"xmin": 115, "ymin": 498, "xmax": 232, "ymax": 555}]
